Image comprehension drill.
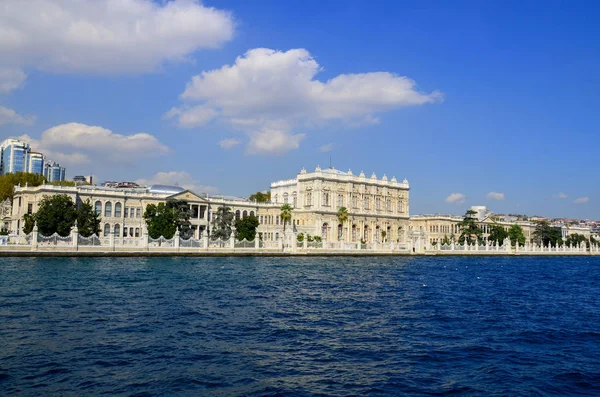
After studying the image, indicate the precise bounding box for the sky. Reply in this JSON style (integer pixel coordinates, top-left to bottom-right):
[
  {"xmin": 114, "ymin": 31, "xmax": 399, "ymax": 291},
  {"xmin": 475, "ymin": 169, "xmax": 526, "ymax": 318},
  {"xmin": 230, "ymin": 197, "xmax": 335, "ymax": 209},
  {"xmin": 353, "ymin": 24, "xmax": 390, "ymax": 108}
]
[{"xmin": 0, "ymin": 0, "xmax": 598, "ymax": 219}]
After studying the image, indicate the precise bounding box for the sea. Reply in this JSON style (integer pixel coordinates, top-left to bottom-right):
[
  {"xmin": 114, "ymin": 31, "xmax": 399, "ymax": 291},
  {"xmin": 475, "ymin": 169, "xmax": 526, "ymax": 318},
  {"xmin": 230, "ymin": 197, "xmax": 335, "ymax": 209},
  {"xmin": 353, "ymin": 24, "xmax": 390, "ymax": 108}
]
[{"xmin": 1, "ymin": 256, "xmax": 600, "ymax": 396}]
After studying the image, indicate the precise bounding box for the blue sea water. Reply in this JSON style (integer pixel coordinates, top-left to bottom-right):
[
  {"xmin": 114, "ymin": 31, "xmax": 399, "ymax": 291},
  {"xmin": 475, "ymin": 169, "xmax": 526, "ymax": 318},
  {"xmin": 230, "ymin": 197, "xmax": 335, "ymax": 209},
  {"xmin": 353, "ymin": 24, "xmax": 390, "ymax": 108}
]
[{"xmin": 1, "ymin": 256, "xmax": 600, "ymax": 396}]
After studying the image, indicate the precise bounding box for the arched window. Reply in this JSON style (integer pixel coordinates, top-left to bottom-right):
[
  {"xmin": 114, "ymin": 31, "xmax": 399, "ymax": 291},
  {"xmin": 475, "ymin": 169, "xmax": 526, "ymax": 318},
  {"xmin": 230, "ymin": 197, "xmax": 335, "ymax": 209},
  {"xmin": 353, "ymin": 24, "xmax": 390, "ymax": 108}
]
[
  {"xmin": 95, "ymin": 201, "xmax": 102, "ymax": 215},
  {"xmin": 322, "ymin": 223, "xmax": 328, "ymax": 240},
  {"xmin": 123, "ymin": 228, "xmax": 128, "ymax": 237},
  {"xmin": 135, "ymin": 228, "xmax": 140, "ymax": 237},
  {"xmin": 114, "ymin": 202, "xmax": 122, "ymax": 217},
  {"xmin": 283, "ymin": 193, "xmax": 288, "ymax": 204},
  {"xmin": 250, "ymin": 211, "xmax": 255, "ymax": 217},
  {"xmin": 375, "ymin": 225, "xmax": 381, "ymax": 242},
  {"xmin": 338, "ymin": 224, "xmax": 343, "ymax": 240},
  {"xmin": 364, "ymin": 225, "xmax": 369, "ymax": 241},
  {"xmin": 114, "ymin": 224, "xmax": 120, "ymax": 237},
  {"xmin": 104, "ymin": 201, "xmax": 112, "ymax": 217},
  {"xmin": 306, "ymin": 192, "xmax": 312, "ymax": 206},
  {"xmin": 323, "ymin": 192, "xmax": 330, "ymax": 206},
  {"xmin": 352, "ymin": 225, "xmax": 357, "ymax": 242},
  {"xmin": 243, "ymin": 210, "xmax": 247, "ymax": 219},
  {"xmin": 103, "ymin": 223, "xmax": 110, "ymax": 237},
  {"xmin": 129, "ymin": 227, "xmax": 134, "ymax": 237},
  {"xmin": 235, "ymin": 210, "xmax": 240, "ymax": 220}
]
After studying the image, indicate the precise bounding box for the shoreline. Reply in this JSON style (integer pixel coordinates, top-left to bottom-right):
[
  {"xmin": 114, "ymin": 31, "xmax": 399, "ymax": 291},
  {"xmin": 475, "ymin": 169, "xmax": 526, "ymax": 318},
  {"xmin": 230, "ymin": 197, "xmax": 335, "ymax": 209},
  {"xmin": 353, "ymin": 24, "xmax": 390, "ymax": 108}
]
[{"xmin": 0, "ymin": 250, "xmax": 597, "ymax": 258}]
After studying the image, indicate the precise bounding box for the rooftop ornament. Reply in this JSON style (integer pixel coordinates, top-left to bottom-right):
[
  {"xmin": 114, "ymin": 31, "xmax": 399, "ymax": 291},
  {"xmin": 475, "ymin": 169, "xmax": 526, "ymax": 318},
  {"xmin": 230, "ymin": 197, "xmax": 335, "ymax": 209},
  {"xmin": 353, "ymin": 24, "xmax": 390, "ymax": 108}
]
[
  {"xmin": 359, "ymin": 171, "xmax": 365, "ymax": 178},
  {"xmin": 382, "ymin": 174, "xmax": 388, "ymax": 181},
  {"xmin": 347, "ymin": 169, "xmax": 353, "ymax": 175},
  {"xmin": 315, "ymin": 165, "xmax": 321, "ymax": 172},
  {"xmin": 371, "ymin": 173, "xmax": 377, "ymax": 179}
]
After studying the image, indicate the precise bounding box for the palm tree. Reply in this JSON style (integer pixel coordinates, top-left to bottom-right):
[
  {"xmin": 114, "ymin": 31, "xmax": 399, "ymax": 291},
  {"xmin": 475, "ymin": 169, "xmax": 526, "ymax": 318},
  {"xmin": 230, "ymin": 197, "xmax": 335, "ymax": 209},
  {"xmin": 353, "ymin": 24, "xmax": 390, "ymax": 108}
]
[
  {"xmin": 337, "ymin": 206, "xmax": 348, "ymax": 241},
  {"xmin": 280, "ymin": 204, "xmax": 293, "ymax": 232}
]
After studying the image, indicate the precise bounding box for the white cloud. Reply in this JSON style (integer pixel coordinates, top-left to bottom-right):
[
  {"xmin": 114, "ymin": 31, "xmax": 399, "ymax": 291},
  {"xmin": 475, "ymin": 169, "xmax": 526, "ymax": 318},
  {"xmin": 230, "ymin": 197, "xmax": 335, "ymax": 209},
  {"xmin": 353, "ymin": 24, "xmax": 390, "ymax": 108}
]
[
  {"xmin": 136, "ymin": 171, "xmax": 218, "ymax": 195},
  {"xmin": 246, "ymin": 124, "xmax": 306, "ymax": 155},
  {"xmin": 0, "ymin": 106, "xmax": 36, "ymax": 125},
  {"xmin": 168, "ymin": 48, "xmax": 442, "ymax": 154},
  {"xmin": 17, "ymin": 122, "xmax": 169, "ymax": 166},
  {"xmin": 486, "ymin": 191, "xmax": 505, "ymax": 200},
  {"xmin": 0, "ymin": 67, "xmax": 27, "ymax": 93},
  {"xmin": 553, "ymin": 192, "xmax": 568, "ymax": 199},
  {"xmin": 574, "ymin": 197, "xmax": 589, "ymax": 204},
  {"xmin": 319, "ymin": 143, "xmax": 334, "ymax": 152},
  {"xmin": 0, "ymin": 0, "xmax": 234, "ymax": 86},
  {"xmin": 218, "ymin": 138, "xmax": 241, "ymax": 149},
  {"xmin": 445, "ymin": 193, "xmax": 466, "ymax": 204}
]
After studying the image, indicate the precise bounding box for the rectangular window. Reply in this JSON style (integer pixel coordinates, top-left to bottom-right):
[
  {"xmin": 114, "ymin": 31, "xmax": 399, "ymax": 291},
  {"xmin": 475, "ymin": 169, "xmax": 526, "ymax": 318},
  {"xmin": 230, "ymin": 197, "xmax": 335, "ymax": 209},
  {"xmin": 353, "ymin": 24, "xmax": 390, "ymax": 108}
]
[
  {"xmin": 136, "ymin": 208, "xmax": 140, "ymax": 218},
  {"xmin": 27, "ymin": 203, "xmax": 33, "ymax": 214},
  {"xmin": 337, "ymin": 195, "xmax": 343, "ymax": 208},
  {"xmin": 124, "ymin": 207, "xmax": 128, "ymax": 218}
]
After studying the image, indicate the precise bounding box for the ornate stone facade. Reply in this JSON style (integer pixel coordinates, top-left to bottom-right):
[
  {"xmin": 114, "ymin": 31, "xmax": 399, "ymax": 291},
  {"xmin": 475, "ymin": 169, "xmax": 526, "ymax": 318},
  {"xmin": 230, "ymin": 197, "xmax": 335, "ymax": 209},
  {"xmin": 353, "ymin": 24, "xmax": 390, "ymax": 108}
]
[{"xmin": 270, "ymin": 166, "xmax": 411, "ymax": 244}]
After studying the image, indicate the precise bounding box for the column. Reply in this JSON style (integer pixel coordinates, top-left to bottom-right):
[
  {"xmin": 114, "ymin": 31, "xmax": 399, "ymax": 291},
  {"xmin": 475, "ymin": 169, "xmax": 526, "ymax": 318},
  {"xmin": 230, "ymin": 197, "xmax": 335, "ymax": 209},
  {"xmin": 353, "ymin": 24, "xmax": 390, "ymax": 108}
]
[
  {"xmin": 31, "ymin": 221, "xmax": 39, "ymax": 251},
  {"xmin": 72, "ymin": 221, "xmax": 79, "ymax": 250},
  {"xmin": 174, "ymin": 228, "xmax": 180, "ymax": 250}
]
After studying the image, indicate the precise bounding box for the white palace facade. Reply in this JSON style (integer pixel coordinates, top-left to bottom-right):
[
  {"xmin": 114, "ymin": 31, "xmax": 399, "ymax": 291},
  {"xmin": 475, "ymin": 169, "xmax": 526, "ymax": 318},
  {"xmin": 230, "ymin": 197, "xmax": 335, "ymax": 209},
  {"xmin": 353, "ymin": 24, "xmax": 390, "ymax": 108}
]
[{"xmin": 7, "ymin": 165, "xmax": 595, "ymax": 250}]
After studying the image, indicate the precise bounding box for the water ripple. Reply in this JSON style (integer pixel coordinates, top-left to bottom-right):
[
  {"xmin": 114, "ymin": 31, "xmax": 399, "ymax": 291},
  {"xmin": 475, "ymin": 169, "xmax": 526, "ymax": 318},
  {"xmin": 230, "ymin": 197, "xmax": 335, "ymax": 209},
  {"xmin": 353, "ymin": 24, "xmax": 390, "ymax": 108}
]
[{"xmin": 1, "ymin": 256, "xmax": 600, "ymax": 395}]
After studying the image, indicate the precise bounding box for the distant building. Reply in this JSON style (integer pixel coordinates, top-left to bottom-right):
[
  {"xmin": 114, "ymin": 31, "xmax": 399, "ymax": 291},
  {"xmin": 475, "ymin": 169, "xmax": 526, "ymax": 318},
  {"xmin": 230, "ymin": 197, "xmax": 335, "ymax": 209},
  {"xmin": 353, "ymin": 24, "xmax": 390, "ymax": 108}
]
[
  {"xmin": 73, "ymin": 175, "xmax": 93, "ymax": 185},
  {"xmin": 0, "ymin": 139, "xmax": 31, "ymax": 175},
  {"xmin": 27, "ymin": 152, "xmax": 45, "ymax": 175},
  {"xmin": 43, "ymin": 161, "xmax": 66, "ymax": 182}
]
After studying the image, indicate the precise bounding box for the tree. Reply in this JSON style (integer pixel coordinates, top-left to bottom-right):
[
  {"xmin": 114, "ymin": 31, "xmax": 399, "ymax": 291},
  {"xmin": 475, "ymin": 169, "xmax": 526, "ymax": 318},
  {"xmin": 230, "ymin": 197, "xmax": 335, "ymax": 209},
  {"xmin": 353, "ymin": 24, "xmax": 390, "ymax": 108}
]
[
  {"xmin": 508, "ymin": 224, "xmax": 526, "ymax": 247},
  {"xmin": 249, "ymin": 191, "xmax": 271, "ymax": 203},
  {"xmin": 459, "ymin": 210, "xmax": 482, "ymax": 245},
  {"xmin": 441, "ymin": 234, "xmax": 452, "ymax": 246},
  {"xmin": 144, "ymin": 202, "xmax": 178, "ymax": 239},
  {"xmin": 565, "ymin": 233, "xmax": 589, "ymax": 248},
  {"xmin": 0, "ymin": 172, "xmax": 47, "ymax": 202},
  {"xmin": 76, "ymin": 199, "xmax": 101, "ymax": 237},
  {"xmin": 23, "ymin": 213, "xmax": 35, "ymax": 234},
  {"xmin": 280, "ymin": 203, "xmax": 292, "ymax": 232},
  {"xmin": 487, "ymin": 224, "xmax": 508, "ymax": 245},
  {"xmin": 166, "ymin": 199, "xmax": 193, "ymax": 239},
  {"xmin": 533, "ymin": 221, "xmax": 562, "ymax": 247},
  {"xmin": 34, "ymin": 194, "xmax": 78, "ymax": 237},
  {"xmin": 235, "ymin": 215, "xmax": 259, "ymax": 241},
  {"xmin": 336, "ymin": 206, "xmax": 348, "ymax": 241},
  {"xmin": 297, "ymin": 232, "xmax": 305, "ymax": 243},
  {"xmin": 211, "ymin": 206, "xmax": 234, "ymax": 240}
]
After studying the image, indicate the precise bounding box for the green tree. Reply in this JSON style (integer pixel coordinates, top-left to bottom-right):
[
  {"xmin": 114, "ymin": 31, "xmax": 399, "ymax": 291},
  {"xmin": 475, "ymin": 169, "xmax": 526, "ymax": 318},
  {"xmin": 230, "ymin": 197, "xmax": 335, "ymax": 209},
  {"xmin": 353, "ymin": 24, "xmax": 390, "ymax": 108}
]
[
  {"xmin": 441, "ymin": 234, "xmax": 452, "ymax": 245},
  {"xmin": 297, "ymin": 232, "xmax": 305, "ymax": 243},
  {"xmin": 336, "ymin": 206, "xmax": 348, "ymax": 240},
  {"xmin": 249, "ymin": 191, "xmax": 271, "ymax": 202},
  {"xmin": 280, "ymin": 203, "xmax": 293, "ymax": 232},
  {"xmin": 34, "ymin": 194, "xmax": 78, "ymax": 236},
  {"xmin": 76, "ymin": 199, "xmax": 101, "ymax": 237},
  {"xmin": 143, "ymin": 202, "xmax": 178, "ymax": 239},
  {"xmin": 0, "ymin": 172, "xmax": 47, "ymax": 201},
  {"xmin": 23, "ymin": 213, "xmax": 36, "ymax": 234},
  {"xmin": 508, "ymin": 224, "xmax": 526, "ymax": 247},
  {"xmin": 533, "ymin": 221, "xmax": 563, "ymax": 247},
  {"xmin": 459, "ymin": 210, "xmax": 482, "ymax": 245},
  {"xmin": 565, "ymin": 233, "xmax": 589, "ymax": 248},
  {"xmin": 211, "ymin": 206, "xmax": 234, "ymax": 240},
  {"xmin": 166, "ymin": 199, "xmax": 193, "ymax": 239},
  {"xmin": 487, "ymin": 223, "xmax": 508, "ymax": 245},
  {"xmin": 235, "ymin": 215, "xmax": 259, "ymax": 241}
]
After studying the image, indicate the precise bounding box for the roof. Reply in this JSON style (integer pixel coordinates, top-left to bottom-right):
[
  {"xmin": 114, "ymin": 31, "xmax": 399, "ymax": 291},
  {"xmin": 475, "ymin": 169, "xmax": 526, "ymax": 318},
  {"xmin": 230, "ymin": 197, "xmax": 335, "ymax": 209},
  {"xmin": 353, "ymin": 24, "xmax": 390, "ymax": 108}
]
[{"xmin": 148, "ymin": 184, "xmax": 185, "ymax": 194}]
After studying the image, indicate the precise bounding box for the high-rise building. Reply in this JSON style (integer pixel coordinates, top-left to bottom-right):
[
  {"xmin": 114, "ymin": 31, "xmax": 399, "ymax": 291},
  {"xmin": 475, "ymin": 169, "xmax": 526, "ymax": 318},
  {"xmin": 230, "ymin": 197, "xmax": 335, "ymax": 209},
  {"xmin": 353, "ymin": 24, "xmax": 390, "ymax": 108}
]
[
  {"xmin": 0, "ymin": 139, "xmax": 31, "ymax": 175},
  {"xmin": 43, "ymin": 161, "xmax": 66, "ymax": 182},
  {"xmin": 26, "ymin": 152, "xmax": 45, "ymax": 175}
]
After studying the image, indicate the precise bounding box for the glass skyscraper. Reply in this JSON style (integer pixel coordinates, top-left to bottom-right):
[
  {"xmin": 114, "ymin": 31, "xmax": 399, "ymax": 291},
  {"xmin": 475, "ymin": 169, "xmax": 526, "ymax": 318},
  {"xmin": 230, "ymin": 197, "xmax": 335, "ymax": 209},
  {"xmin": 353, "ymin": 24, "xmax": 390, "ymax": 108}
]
[
  {"xmin": 0, "ymin": 139, "xmax": 31, "ymax": 175},
  {"xmin": 27, "ymin": 152, "xmax": 45, "ymax": 175},
  {"xmin": 43, "ymin": 161, "xmax": 67, "ymax": 182}
]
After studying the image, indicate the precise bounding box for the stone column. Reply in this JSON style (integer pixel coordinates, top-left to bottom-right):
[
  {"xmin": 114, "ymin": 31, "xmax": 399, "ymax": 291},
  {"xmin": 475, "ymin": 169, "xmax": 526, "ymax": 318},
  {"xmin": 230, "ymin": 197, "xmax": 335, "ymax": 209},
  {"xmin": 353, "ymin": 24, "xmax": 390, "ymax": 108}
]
[
  {"xmin": 109, "ymin": 227, "xmax": 115, "ymax": 251},
  {"xmin": 142, "ymin": 224, "xmax": 149, "ymax": 250},
  {"xmin": 31, "ymin": 221, "xmax": 38, "ymax": 251},
  {"xmin": 303, "ymin": 236, "xmax": 308, "ymax": 250},
  {"xmin": 202, "ymin": 228, "xmax": 209, "ymax": 251},
  {"xmin": 174, "ymin": 228, "xmax": 180, "ymax": 250},
  {"xmin": 255, "ymin": 234, "xmax": 260, "ymax": 249},
  {"xmin": 230, "ymin": 226, "xmax": 236, "ymax": 249},
  {"xmin": 72, "ymin": 221, "xmax": 79, "ymax": 250}
]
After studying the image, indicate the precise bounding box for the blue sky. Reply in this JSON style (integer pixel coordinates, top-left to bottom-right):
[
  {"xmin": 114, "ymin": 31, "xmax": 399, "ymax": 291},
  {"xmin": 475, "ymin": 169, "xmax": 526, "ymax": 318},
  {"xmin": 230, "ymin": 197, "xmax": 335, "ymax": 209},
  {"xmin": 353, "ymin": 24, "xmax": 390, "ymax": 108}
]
[{"xmin": 0, "ymin": 0, "xmax": 598, "ymax": 219}]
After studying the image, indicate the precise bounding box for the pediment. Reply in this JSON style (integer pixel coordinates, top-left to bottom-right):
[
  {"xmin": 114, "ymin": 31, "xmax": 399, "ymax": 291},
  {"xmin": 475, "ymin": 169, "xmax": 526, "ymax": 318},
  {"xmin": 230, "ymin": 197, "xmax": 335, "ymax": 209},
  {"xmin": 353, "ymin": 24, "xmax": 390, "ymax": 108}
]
[{"xmin": 167, "ymin": 190, "xmax": 209, "ymax": 203}]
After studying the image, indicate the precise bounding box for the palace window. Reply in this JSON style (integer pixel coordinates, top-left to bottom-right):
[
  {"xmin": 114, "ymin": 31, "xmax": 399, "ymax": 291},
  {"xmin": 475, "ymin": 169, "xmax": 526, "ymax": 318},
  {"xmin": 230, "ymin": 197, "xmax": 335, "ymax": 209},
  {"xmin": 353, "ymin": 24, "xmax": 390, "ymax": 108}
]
[
  {"xmin": 376, "ymin": 198, "xmax": 381, "ymax": 210},
  {"xmin": 364, "ymin": 197, "xmax": 370, "ymax": 210},
  {"xmin": 114, "ymin": 224, "xmax": 120, "ymax": 237},
  {"xmin": 306, "ymin": 192, "xmax": 312, "ymax": 206},
  {"xmin": 136, "ymin": 208, "xmax": 140, "ymax": 218},
  {"xmin": 115, "ymin": 203, "xmax": 122, "ymax": 218},
  {"xmin": 323, "ymin": 192, "xmax": 330, "ymax": 206},
  {"xmin": 103, "ymin": 223, "xmax": 110, "ymax": 237},
  {"xmin": 337, "ymin": 194, "xmax": 343, "ymax": 208},
  {"xmin": 95, "ymin": 201, "xmax": 102, "ymax": 215},
  {"xmin": 283, "ymin": 193, "xmax": 288, "ymax": 204},
  {"xmin": 386, "ymin": 199, "xmax": 392, "ymax": 212},
  {"xmin": 397, "ymin": 200, "xmax": 403, "ymax": 213},
  {"xmin": 104, "ymin": 202, "xmax": 112, "ymax": 217},
  {"xmin": 352, "ymin": 195, "xmax": 358, "ymax": 208}
]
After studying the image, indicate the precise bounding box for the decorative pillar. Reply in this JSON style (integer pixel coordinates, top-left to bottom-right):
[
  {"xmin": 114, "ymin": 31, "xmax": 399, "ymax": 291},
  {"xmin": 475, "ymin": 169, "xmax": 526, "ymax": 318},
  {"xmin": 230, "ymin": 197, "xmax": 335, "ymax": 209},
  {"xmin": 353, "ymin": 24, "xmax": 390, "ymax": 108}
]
[
  {"xmin": 174, "ymin": 228, "xmax": 180, "ymax": 250},
  {"xmin": 255, "ymin": 234, "xmax": 260, "ymax": 249},
  {"xmin": 109, "ymin": 226, "xmax": 115, "ymax": 251},
  {"xmin": 72, "ymin": 220, "xmax": 79, "ymax": 250},
  {"xmin": 31, "ymin": 221, "xmax": 39, "ymax": 251},
  {"xmin": 202, "ymin": 228, "xmax": 209, "ymax": 250},
  {"xmin": 142, "ymin": 224, "xmax": 149, "ymax": 250}
]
